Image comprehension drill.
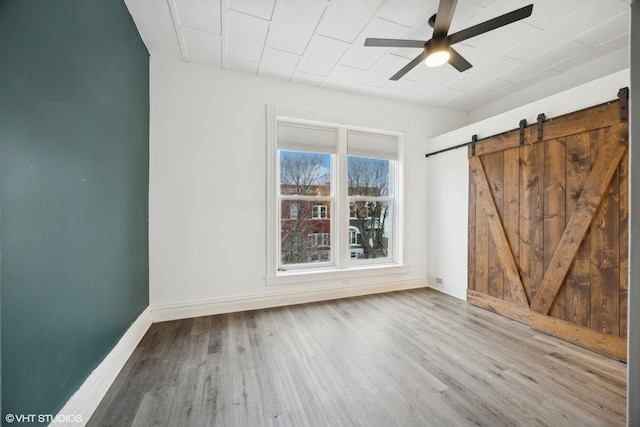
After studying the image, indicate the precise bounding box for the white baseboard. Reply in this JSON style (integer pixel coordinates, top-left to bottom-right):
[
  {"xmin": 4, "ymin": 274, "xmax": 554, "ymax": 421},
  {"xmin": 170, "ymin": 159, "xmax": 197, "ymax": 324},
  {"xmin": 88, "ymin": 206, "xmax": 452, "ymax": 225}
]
[
  {"xmin": 425, "ymin": 283, "xmax": 466, "ymax": 301},
  {"xmin": 50, "ymin": 307, "xmax": 153, "ymax": 427},
  {"xmin": 150, "ymin": 277, "xmax": 428, "ymax": 322}
]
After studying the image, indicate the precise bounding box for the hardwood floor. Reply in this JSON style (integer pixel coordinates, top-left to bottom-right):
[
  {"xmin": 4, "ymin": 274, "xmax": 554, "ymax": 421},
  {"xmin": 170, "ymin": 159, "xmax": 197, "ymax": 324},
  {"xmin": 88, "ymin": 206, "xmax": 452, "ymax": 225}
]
[{"xmin": 88, "ymin": 289, "xmax": 627, "ymax": 426}]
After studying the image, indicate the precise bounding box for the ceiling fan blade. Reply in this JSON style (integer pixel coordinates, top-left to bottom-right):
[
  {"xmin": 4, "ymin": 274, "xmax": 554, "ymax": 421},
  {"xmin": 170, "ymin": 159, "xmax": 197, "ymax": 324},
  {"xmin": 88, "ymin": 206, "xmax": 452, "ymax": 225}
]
[
  {"xmin": 449, "ymin": 4, "xmax": 533, "ymax": 45},
  {"xmin": 390, "ymin": 51, "xmax": 428, "ymax": 81},
  {"xmin": 448, "ymin": 48, "xmax": 472, "ymax": 72},
  {"xmin": 433, "ymin": 0, "xmax": 458, "ymax": 38},
  {"xmin": 364, "ymin": 38, "xmax": 427, "ymax": 48}
]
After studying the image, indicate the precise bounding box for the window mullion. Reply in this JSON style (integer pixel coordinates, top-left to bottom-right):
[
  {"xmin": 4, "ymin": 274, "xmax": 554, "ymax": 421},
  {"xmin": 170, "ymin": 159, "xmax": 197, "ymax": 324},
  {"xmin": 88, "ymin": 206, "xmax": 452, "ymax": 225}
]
[{"xmin": 337, "ymin": 127, "xmax": 348, "ymax": 269}]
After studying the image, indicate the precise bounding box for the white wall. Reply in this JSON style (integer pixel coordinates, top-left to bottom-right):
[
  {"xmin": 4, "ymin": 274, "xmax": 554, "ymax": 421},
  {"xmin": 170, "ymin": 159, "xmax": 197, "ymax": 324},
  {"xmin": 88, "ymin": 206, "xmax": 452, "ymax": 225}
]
[
  {"xmin": 426, "ymin": 69, "xmax": 630, "ymax": 301},
  {"xmin": 149, "ymin": 55, "xmax": 467, "ymax": 314}
]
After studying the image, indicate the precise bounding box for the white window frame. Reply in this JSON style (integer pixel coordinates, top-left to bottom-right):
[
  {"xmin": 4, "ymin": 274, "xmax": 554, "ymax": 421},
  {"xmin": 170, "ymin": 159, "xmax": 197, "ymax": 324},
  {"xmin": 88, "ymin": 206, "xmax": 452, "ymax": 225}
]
[{"xmin": 266, "ymin": 106, "xmax": 405, "ymax": 284}]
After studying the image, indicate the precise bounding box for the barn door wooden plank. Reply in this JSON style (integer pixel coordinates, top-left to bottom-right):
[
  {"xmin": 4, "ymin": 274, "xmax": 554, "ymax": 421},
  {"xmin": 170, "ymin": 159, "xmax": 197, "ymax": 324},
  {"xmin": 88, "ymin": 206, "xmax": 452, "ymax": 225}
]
[
  {"xmin": 565, "ymin": 133, "xmax": 592, "ymax": 327},
  {"xmin": 530, "ymin": 123, "xmax": 628, "ymax": 315},
  {"xmin": 487, "ymin": 152, "xmax": 505, "ymax": 299},
  {"xmin": 529, "ymin": 311, "xmax": 627, "ymax": 360},
  {"xmin": 619, "ymin": 149, "xmax": 629, "ymax": 338},
  {"xmin": 518, "ymin": 143, "xmax": 544, "ymax": 302},
  {"xmin": 475, "ymin": 175, "xmax": 489, "ymax": 295},
  {"xmin": 519, "ymin": 144, "xmax": 533, "ymax": 301},
  {"xmin": 539, "ymin": 103, "xmax": 619, "ymax": 142},
  {"xmin": 468, "ymin": 172, "xmax": 477, "ymax": 292},
  {"xmin": 503, "ymin": 148, "xmax": 520, "ymax": 297},
  {"xmin": 469, "ymin": 156, "xmax": 528, "ymax": 306},
  {"xmin": 544, "ymin": 138, "xmax": 567, "ymax": 320},
  {"xmin": 589, "ymin": 129, "xmax": 620, "ymax": 337}
]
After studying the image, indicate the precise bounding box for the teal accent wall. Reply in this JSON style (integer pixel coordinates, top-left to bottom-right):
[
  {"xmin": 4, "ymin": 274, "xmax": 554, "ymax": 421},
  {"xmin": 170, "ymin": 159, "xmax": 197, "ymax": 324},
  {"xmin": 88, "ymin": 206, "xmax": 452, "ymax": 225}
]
[{"xmin": 0, "ymin": 0, "xmax": 149, "ymax": 423}]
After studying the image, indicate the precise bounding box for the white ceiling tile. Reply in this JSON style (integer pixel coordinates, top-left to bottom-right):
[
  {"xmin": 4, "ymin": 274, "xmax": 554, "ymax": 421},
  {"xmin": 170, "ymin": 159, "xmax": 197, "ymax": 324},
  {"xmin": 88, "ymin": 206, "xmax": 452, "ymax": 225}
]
[
  {"xmin": 181, "ymin": 27, "xmax": 222, "ymax": 67},
  {"xmin": 321, "ymin": 65, "xmax": 364, "ymax": 90},
  {"xmin": 501, "ymin": 41, "xmax": 591, "ymax": 83},
  {"xmin": 575, "ymin": 14, "xmax": 629, "ymax": 48},
  {"xmin": 356, "ymin": 54, "xmax": 412, "ymax": 88},
  {"xmin": 258, "ymin": 48, "xmax": 300, "ymax": 80},
  {"xmin": 507, "ymin": 68, "xmax": 562, "ymax": 89},
  {"xmin": 269, "ymin": 0, "xmax": 327, "ymax": 55},
  {"xmin": 506, "ymin": 1, "xmax": 627, "ymax": 62},
  {"xmin": 227, "ymin": 11, "xmax": 270, "ymax": 62},
  {"xmin": 552, "ymin": 35, "xmax": 628, "ymax": 72},
  {"xmin": 442, "ymin": 79, "xmax": 511, "ymax": 109},
  {"xmin": 297, "ymin": 36, "xmax": 349, "ymax": 77},
  {"xmin": 523, "ymin": 0, "xmax": 594, "ymax": 30},
  {"xmin": 467, "ymin": 0, "xmax": 495, "ymax": 7},
  {"xmin": 125, "ymin": 0, "xmax": 179, "ymax": 45},
  {"xmin": 421, "ymin": 87, "xmax": 466, "ymax": 105},
  {"xmin": 226, "ymin": 56, "xmax": 260, "ymax": 74},
  {"xmin": 447, "ymin": 56, "xmax": 523, "ymax": 91},
  {"xmin": 142, "ymin": 38, "xmax": 183, "ymax": 60},
  {"xmin": 319, "ymin": 0, "xmax": 385, "ymax": 43},
  {"xmin": 393, "ymin": 18, "xmax": 432, "ymax": 50},
  {"xmin": 175, "ymin": 0, "xmax": 221, "ymax": 35},
  {"xmin": 341, "ymin": 18, "xmax": 411, "ymax": 70},
  {"xmin": 291, "ymin": 71, "xmax": 325, "ymax": 86},
  {"xmin": 444, "ymin": 0, "xmax": 484, "ymax": 34},
  {"xmin": 228, "ymin": 0, "xmax": 276, "ymax": 20},
  {"xmin": 377, "ymin": 0, "xmax": 438, "ymax": 28},
  {"xmin": 453, "ymin": 21, "xmax": 540, "ymax": 54},
  {"xmin": 349, "ymin": 83, "xmax": 378, "ymax": 96}
]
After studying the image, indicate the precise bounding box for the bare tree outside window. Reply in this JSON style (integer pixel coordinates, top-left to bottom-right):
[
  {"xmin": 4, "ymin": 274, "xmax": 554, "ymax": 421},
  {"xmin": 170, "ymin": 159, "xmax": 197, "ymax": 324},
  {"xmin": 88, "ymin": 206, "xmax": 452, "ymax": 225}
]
[
  {"xmin": 280, "ymin": 151, "xmax": 332, "ymax": 265},
  {"xmin": 348, "ymin": 157, "xmax": 391, "ymax": 259}
]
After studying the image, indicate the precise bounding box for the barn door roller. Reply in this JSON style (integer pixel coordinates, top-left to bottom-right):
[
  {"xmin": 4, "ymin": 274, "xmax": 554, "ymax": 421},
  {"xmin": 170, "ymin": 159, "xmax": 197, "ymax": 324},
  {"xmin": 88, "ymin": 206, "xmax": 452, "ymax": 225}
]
[{"xmin": 618, "ymin": 87, "xmax": 629, "ymax": 122}]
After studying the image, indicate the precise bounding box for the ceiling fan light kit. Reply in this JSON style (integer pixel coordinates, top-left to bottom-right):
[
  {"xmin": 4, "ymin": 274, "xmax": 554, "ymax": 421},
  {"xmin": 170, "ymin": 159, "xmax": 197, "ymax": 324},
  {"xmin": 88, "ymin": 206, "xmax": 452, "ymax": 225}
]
[
  {"xmin": 364, "ymin": 0, "xmax": 534, "ymax": 80},
  {"xmin": 424, "ymin": 39, "xmax": 451, "ymax": 67}
]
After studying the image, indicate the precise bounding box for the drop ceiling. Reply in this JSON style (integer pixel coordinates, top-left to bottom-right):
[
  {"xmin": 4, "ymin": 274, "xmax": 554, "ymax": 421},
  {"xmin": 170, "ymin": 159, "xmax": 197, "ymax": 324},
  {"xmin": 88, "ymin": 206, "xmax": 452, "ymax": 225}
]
[{"xmin": 125, "ymin": 0, "xmax": 630, "ymax": 113}]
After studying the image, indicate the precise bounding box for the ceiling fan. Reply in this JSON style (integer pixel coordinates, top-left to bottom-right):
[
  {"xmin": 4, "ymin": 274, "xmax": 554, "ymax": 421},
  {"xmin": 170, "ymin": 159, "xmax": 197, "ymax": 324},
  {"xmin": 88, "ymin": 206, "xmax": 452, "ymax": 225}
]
[{"xmin": 364, "ymin": 0, "xmax": 533, "ymax": 80}]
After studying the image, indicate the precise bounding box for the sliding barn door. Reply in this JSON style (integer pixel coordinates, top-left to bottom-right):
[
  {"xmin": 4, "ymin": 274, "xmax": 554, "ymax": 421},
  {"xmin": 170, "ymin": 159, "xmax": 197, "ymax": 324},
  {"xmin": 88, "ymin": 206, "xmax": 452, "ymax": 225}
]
[{"xmin": 467, "ymin": 95, "xmax": 628, "ymax": 360}]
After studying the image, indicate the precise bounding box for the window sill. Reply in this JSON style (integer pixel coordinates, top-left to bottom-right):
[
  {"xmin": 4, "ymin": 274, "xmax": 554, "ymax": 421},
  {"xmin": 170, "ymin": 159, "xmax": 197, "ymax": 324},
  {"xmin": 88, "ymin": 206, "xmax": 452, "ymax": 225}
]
[{"xmin": 265, "ymin": 263, "xmax": 409, "ymax": 287}]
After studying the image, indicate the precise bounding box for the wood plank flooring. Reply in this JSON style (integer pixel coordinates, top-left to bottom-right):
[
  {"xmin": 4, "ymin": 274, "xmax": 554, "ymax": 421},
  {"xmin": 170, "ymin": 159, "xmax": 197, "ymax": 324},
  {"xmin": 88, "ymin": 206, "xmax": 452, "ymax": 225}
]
[{"xmin": 88, "ymin": 289, "xmax": 627, "ymax": 426}]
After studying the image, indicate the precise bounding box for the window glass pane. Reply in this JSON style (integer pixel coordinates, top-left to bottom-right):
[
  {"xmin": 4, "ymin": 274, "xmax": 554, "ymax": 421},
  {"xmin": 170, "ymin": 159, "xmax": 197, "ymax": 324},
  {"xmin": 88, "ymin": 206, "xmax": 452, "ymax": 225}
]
[
  {"xmin": 348, "ymin": 201, "xmax": 390, "ymax": 259},
  {"xmin": 281, "ymin": 200, "xmax": 332, "ymax": 265},
  {"xmin": 280, "ymin": 151, "xmax": 331, "ymax": 196},
  {"xmin": 347, "ymin": 156, "xmax": 389, "ymax": 197}
]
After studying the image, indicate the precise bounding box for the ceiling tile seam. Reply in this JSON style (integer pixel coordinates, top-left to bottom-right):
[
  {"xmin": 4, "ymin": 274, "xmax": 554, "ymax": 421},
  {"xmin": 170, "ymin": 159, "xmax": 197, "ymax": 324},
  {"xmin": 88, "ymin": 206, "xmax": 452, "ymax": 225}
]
[
  {"xmin": 227, "ymin": 8, "xmax": 272, "ymax": 24},
  {"xmin": 257, "ymin": 0, "xmax": 298, "ymax": 79},
  {"xmin": 288, "ymin": 1, "xmax": 334, "ymax": 80},
  {"xmin": 257, "ymin": 0, "xmax": 282, "ymax": 77},
  {"xmin": 223, "ymin": 4, "xmax": 272, "ymax": 67},
  {"xmin": 321, "ymin": 64, "xmax": 366, "ymax": 91},
  {"xmin": 178, "ymin": 25, "xmax": 222, "ymax": 38},
  {"xmin": 571, "ymin": 13, "xmax": 630, "ymax": 48},
  {"xmin": 167, "ymin": 0, "xmax": 189, "ymax": 62},
  {"xmin": 376, "ymin": 16, "xmax": 414, "ymax": 30},
  {"xmin": 324, "ymin": 0, "xmax": 388, "ymax": 45},
  {"xmin": 548, "ymin": 42, "xmax": 628, "ymax": 74},
  {"xmin": 318, "ymin": 40, "xmax": 368, "ymax": 90}
]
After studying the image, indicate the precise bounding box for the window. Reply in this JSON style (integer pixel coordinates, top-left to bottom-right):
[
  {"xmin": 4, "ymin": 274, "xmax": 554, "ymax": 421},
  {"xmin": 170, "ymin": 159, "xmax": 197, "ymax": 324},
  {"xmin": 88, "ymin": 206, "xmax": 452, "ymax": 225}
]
[
  {"xmin": 312, "ymin": 204, "xmax": 328, "ymax": 219},
  {"xmin": 267, "ymin": 113, "xmax": 402, "ymax": 277},
  {"xmin": 349, "ymin": 227, "xmax": 358, "ymax": 245},
  {"xmin": 289, "ymin": 203, "xmax": 299, "ymax": 220}
]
